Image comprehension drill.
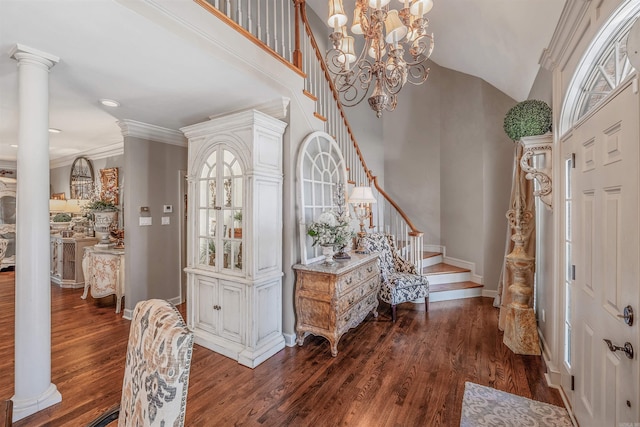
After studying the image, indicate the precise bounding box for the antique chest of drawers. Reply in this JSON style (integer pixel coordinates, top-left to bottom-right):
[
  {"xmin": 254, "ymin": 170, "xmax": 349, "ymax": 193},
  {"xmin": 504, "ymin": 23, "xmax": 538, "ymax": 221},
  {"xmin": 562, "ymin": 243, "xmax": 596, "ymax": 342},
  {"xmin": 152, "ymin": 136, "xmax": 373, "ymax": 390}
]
[{"xmin": 293, "ymin": 253, "xmax": 380, "ymax": 356}]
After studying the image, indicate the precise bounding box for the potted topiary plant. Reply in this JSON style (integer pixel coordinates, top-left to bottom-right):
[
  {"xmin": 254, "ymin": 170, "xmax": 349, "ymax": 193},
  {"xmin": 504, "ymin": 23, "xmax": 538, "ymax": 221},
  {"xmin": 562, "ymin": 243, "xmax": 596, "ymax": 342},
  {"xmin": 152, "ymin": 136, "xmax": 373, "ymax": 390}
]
[
  {"xmin": 503, "ymin": 100, "xmax": 552, "ymax": 141},
  {"xmin": 51, "ymin": 212, "xmax": 72, "ymax": 231}
]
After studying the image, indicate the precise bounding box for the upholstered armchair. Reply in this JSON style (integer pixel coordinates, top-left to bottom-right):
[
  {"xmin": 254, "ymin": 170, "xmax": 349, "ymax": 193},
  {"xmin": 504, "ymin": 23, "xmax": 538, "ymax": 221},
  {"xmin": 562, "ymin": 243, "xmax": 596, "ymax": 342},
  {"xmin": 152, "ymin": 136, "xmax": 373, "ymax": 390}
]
[
  {"xmin": 0, "ymin": 239, "xmax": 8, "ymax": 266},
  {"xmin": 87, "ymin": 299, "xmax": 195, "ymax": 427},
  {"xmin": 360, "ymin": 233, "xmax": 429, "ymax": 322}
]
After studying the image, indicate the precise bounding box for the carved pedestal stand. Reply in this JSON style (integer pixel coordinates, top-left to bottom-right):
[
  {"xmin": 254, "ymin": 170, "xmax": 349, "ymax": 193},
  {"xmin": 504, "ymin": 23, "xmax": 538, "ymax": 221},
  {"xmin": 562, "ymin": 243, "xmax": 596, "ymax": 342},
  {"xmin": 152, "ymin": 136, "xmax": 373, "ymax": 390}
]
[{"xmin": 502, "ymin": 147, "xmax": 541, "ymax": 356}]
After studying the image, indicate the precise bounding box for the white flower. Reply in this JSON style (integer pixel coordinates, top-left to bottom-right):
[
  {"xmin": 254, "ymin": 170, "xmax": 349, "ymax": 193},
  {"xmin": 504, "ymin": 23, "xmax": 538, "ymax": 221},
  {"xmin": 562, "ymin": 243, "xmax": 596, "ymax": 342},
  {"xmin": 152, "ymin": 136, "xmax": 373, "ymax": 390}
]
[{"xmin": 317, "ymin": 211, "xmax": 338, "ymax": 227}]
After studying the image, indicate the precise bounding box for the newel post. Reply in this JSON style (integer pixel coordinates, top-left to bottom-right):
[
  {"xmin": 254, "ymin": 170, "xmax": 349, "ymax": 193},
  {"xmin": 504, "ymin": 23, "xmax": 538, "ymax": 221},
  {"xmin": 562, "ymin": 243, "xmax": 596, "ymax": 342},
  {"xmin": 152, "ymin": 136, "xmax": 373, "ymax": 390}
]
[{"xmin": 293, "ymin": 0, "xmax": 304, "ymax": 71}]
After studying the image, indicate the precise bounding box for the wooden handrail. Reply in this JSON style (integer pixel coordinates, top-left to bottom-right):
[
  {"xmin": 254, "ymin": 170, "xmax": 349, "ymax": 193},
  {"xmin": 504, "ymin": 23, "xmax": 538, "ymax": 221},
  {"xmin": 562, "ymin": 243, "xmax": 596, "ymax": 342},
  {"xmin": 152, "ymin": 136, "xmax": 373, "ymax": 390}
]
[
  {"xmin": 194, "ymin": 0, "xmax": 306, "ymax": 78},
  {"xmin": 299, "ymin": 2, "xmax": 423, "ymax": 237}
]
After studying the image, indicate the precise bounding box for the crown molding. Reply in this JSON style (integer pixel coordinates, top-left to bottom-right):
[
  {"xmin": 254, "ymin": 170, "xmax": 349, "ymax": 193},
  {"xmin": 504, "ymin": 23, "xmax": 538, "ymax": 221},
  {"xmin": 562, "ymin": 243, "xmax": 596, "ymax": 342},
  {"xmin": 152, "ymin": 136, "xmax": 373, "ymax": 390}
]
[
  {"xmin": 118, "ymin": 120, "xmax": 187, "ymax": 147},
  {"xmin": 49, "ymin": 142, "xmax": 124, "ymax": 169},
  {"xmin": 539, "ymin": 0, "xmax": 592, "ymax": 71},
  {"xmin": 208, "ymin": 97, "xmax": 291, "ymax": 121}
]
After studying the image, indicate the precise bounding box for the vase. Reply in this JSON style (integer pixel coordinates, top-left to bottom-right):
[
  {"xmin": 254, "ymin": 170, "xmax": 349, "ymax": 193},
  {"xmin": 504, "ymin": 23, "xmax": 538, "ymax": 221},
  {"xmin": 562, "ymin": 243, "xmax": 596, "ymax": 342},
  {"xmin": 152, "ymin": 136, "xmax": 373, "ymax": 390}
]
[
  {"xmin": 93, "ymin": 210, "xmax": 118, "ymax": 243},
  {"xmin": 321, "ymin": 245, "xmax": 336, "ymax": 266}
]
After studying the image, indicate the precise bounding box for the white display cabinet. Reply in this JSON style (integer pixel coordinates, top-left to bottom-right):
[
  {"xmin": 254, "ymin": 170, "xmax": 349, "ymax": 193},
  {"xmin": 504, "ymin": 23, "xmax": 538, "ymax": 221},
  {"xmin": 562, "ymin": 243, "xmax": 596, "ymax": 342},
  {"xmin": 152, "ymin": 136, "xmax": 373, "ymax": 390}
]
[{"xmin": 182, "ymin": 109, "xmax": 287, "ymax": 368}]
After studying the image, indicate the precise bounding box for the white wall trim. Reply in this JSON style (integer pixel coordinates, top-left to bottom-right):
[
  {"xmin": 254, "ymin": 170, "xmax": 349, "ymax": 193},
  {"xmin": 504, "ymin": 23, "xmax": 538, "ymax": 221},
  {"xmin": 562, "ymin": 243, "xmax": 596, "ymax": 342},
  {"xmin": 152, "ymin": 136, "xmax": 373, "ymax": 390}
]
[
  {"xmin": 123, "ymin": 308, "xmax": 133, "ymax": 321},
  {"xmin": 209, "ymin": 97, "xmax": 291, "ymax": 121},
  {"xmin": 49, "ymin": 142, "xmax": 124, "ymax": 169},
  {"xmin": 168, "ymin": 295, "xmax": 182, "ymax": 306},
  {"xmin": 539, "ymin": 0, "xmax": 591, "ymax": 71},
  {"xmin": 442, "ymin": 256, "xmax": 483, "ymax": 284},
  {"xmin": 423, "ymin": 244, "xmax": 444, "ymax": 255},
  {"xmin": 118, "ymin": 119, "xmax": 187, "ymax": 147},
  {"xmin": 283, "ymin": 332, "xmax": 297, "ymax": 347},
  {"xmin": 481, "ymin": 289, "xmax": 497, "ymax": 299}
]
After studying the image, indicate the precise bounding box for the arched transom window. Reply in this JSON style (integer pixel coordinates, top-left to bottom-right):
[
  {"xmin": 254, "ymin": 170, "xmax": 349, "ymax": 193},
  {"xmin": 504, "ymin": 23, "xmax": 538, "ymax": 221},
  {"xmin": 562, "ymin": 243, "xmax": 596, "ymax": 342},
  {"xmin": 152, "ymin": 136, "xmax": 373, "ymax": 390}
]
[{"xmin": 561, "ymin": 1, "xmax": 640, "ymax": 134}]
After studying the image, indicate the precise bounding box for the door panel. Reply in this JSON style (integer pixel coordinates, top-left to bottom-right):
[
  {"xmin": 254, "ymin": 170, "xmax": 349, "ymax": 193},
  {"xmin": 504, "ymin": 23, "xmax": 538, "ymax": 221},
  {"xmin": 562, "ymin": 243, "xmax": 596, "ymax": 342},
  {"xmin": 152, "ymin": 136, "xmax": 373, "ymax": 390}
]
[{"xmin": 569, "ymin": 81, "xmax": 639, "ymax": 426}]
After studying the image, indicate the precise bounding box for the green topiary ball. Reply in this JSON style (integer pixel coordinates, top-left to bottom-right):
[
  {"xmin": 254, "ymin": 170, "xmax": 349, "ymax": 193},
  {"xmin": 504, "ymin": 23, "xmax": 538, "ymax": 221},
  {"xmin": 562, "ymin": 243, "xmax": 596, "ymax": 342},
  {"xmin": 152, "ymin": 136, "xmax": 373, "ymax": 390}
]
[{"xmin": 503, "ymin": 100, "xmax": 552, "ymax": 141}]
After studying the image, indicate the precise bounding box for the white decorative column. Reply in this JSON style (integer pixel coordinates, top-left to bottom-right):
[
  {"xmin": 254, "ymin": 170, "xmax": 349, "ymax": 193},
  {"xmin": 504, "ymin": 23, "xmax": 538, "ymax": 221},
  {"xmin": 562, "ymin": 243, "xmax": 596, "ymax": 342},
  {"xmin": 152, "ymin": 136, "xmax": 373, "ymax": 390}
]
[{"xmin": 9, "ymin": 44, "xmax": 62, "ymax": 421}]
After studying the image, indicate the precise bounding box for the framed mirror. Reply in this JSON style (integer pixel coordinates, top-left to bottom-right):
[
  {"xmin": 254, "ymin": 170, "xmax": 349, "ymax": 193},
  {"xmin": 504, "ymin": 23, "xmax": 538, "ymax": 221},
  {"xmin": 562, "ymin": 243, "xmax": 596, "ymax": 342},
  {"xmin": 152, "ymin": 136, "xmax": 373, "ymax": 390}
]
[{"xmin": 70, "ymin": 156, "xmax": 94, "ymax": 199}]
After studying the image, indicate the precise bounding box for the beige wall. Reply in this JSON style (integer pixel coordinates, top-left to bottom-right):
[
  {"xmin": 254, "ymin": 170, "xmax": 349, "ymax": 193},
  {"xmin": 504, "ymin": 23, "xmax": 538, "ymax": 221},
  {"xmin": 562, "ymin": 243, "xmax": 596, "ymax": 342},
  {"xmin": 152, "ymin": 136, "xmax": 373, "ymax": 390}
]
[
  {"xmin": 123, "ymin": 137, "xmax": 187, "ymax": 311},
  {"xmin": 384, "ymin": 62, "xmax": 515, "ymax": 289}
]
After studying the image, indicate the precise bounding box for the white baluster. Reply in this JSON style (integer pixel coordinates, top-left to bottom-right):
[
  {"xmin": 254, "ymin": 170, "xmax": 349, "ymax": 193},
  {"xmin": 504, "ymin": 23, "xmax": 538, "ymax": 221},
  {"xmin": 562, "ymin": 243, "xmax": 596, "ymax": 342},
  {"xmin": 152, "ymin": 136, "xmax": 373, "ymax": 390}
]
[
  {"xmin": 225, "ymin": 0, "xmax": 231, "ymax": 18},
  {"xmin": 257, "ymin": 0, "xmax": 262, "ymax": 43},
  {"xmin": 265, "ymin": 0, "xmax": 270, "ymax": 48},
  {"xmin": 236, "ymin": 0, "xmax": 243, "ymax": 26}
]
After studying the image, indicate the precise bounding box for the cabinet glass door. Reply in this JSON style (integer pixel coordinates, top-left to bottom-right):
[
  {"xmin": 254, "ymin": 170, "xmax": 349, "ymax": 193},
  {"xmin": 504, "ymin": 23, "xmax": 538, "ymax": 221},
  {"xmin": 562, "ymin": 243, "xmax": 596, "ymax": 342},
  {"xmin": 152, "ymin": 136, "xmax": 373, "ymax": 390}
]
[{"xmin": 197, "ymin": 148, "xmax": 243, "ymax": 273}]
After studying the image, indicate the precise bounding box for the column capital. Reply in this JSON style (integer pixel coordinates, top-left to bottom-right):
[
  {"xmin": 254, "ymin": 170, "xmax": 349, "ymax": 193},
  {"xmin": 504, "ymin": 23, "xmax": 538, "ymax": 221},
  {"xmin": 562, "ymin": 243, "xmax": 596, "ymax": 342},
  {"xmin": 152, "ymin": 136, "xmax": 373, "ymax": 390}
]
[{"xmin": 9, "ymin": 43, "xmax": 59, "ymax": 70}]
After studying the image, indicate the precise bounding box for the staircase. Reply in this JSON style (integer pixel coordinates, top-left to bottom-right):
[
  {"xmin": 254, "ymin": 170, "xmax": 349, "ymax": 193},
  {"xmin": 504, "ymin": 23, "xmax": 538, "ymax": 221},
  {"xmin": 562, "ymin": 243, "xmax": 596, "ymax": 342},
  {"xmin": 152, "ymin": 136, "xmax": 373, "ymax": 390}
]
[{"xmin": 421, "ymin": 251, "xmax": 483, "ymax": 302}]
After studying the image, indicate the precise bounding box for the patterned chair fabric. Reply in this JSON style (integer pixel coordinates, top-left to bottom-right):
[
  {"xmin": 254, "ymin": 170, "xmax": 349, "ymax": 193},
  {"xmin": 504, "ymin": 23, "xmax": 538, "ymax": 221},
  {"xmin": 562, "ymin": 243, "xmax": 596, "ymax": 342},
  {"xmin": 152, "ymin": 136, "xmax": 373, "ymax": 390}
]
[
  {"xmin": 87, "ymin": 299, "xmax": 195, "ymax": 427},
  {"xmin": 360, "ymin": 233, "xmax": 429, "ymax": 321},
  {"xmin": 82, "ymin": 251, "xmax": 124, "ymax": 313},
  {"xmin": 0, "ymin": 239, "xmax": 8, "ymax": 264}
]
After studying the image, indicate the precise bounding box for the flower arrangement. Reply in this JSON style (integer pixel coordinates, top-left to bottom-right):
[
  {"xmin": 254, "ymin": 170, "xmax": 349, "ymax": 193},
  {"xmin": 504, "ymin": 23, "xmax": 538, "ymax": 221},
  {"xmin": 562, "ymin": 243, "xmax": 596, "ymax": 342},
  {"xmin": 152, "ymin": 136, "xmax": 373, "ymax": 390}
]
[
  {"xmin": 307, "ymin": 210, "xmax": 353, "ymax": 248},
  {"xmin": 503, "ymin": 100, "xmax": 552, "ymax": 141},
  {"xmin": 82, "ymin": 184, "xmax": 118, "ymax": 213}
]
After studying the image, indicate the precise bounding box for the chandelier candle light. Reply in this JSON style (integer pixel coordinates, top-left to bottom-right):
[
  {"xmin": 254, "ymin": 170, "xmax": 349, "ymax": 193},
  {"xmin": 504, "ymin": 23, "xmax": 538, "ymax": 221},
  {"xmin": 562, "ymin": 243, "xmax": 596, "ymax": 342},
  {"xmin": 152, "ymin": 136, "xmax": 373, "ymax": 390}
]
[
  {"xmin": 349, "ymin": 186, "xmax": 377, "ymax": 254},
  {"xmin": 326, "ymin": 0, "xmax": 435, "ymax": 118}
]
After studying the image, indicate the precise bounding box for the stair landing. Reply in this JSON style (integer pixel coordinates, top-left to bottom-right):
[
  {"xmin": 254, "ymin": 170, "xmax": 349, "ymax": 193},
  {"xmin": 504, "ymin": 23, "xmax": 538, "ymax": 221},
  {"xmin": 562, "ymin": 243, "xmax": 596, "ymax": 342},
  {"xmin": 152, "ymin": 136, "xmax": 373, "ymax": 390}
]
[{"xmin": 421, "ymin": 258, "xmax": 484, "ymax": 302}]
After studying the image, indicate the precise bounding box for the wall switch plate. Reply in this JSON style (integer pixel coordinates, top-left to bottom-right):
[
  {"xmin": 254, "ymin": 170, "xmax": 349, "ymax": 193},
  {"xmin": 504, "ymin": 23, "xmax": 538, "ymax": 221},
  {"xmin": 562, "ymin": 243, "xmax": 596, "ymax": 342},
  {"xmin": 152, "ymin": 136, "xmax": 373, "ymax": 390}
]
[
  {"xmin": 139, "ymin": 217, "xmax": 152, "ymax": 226},
  {"xmin": 162, "ymin": 216, "xmax": 170, "ymax": 225},
  {"xmin": 163, "ymin": 205, "xmax": 173, "ymax": 213}
]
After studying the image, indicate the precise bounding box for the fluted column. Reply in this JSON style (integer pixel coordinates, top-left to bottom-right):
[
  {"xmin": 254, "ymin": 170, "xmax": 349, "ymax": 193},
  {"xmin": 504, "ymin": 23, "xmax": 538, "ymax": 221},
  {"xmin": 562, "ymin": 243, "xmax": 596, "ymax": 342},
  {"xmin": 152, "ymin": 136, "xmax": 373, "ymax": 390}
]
[{"xmin": 9, "ymin": 44, "xmax": 62, "ymax": 421}]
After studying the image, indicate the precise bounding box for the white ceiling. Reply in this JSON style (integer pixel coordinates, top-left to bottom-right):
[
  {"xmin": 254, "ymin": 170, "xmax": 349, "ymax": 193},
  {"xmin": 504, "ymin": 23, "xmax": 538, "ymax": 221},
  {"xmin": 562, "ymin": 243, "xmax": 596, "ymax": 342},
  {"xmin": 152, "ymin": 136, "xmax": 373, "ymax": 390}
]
[{"xmin": 0, "ymin": 0, "xmax": 564, "ymax": 163}]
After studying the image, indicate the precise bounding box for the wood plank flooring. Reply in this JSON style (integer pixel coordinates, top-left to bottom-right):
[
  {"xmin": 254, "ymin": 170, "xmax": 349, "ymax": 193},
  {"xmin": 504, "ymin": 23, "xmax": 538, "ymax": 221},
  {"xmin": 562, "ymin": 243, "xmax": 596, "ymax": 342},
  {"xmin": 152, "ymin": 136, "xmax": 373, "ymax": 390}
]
[{"xmin": 0, "ymin": 271, "xmax": 564, "ymax": 426}]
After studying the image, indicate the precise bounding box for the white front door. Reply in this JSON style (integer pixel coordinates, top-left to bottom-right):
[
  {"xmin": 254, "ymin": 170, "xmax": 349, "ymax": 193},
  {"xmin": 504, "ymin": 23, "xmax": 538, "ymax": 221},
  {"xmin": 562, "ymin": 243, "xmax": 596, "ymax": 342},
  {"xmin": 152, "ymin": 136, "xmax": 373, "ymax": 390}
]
[{"xmin": 566, "ymin": 79, "xmax": 639, "ymax": 426}]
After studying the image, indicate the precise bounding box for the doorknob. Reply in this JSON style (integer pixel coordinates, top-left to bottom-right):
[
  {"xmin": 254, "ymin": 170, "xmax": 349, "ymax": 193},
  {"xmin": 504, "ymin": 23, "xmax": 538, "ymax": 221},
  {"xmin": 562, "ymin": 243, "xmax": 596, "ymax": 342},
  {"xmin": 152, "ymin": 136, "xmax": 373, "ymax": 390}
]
[
  {"xmin": 617, "ymin": 305, "xmax": 634, "ymax": 326},
  {"xmin": 603, "ymin": 339, "xmax": 634, "ymax": 359}
]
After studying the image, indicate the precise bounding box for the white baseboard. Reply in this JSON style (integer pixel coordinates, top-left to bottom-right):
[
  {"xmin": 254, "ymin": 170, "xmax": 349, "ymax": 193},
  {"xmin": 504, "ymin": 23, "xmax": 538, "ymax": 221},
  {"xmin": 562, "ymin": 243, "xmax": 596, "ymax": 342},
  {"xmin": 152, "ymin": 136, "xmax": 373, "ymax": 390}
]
[
  {"xmin": 283, "ymin": 332, "xmax": 297, "ymax": 347},
  {"xmin": 442, "ymin": 256, "xmax": 483, "ymax": 284},
  {"xmin": 481, "ymin": 289, "xmax": 497, "ymax": 299},
  {"xmin": 423, "ymin": 244, "xmax": 444, "ymax": 254},
  {"xmin": 123, "ymin": 308, "xmax": 133, "ymax": 320},
  {"xmin": 168, "ymin": 295, "xmax": 182, "ymax": 306}
]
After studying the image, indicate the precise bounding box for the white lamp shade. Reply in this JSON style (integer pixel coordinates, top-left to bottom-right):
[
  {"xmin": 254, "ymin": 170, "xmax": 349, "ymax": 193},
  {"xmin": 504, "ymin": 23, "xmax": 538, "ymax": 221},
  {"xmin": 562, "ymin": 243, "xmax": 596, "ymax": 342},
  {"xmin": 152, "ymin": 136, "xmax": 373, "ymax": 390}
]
[
  {"xmin": 337, "ymin": 36, "xmax": 357, "ymax": 64},
  {"xmin": 49, "ymin": 199, "xmax": 67, "ymax": 213},
  {"xmin": 349, "ymin": 186, "xmax": 377, "ymax": 204},
  {"xmin": 410, "ymin": 0, "xmax": 433, "ymax": 16},
  {"xmin": 368, "ymin": 37, "xmax": 387, "ymax": 59},
  {"xmin": 369, "ymin": 0, "xmax": 391, "ymax": 8},
  {"xmin": 351, "ymin": 3, "xmax": 364, "ymax": 35},
  {"xmin": 384, "ymin": 10, "xmax": 408, "ymax": 44},
  {"xmin": 328, "ymin": 0, "xmax": 348, "ymax": 29},
  {"xmin": 66, "ymin": 199, "xmax": 87, "ymax": 214}
]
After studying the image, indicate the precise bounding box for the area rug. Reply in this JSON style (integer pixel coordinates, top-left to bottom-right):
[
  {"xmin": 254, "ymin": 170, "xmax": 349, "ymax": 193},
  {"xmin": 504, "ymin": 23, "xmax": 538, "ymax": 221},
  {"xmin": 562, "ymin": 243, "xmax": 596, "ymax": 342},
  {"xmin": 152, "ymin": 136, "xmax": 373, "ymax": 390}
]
[{"xmin": 460, "ymin": 382, "xmax": 573, "ymax": 426}]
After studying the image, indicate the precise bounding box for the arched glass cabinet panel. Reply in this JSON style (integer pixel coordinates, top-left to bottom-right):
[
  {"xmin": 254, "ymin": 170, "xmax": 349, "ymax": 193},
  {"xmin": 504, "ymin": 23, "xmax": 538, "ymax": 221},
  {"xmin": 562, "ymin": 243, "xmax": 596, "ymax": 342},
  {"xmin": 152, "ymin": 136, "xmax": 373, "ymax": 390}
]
[
  {"xmin": 70, "ymin": 156, "xmax": 94, "ymax": 199},
  {"xmin": 197, "ymin": 147, "xmax": 243, "ymax": 273}
]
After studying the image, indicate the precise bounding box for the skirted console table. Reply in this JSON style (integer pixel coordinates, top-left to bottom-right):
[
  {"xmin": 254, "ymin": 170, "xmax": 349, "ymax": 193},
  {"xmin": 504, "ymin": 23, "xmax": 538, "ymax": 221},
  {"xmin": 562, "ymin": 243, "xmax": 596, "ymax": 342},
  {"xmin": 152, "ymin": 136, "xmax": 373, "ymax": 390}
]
[
  {"xmin": 81, "ymin": 246, "xmax": 125, "ymax": 313},
  {"xmin": 293, "ymin": 253, "xmax": 380, "ymax": 356}
]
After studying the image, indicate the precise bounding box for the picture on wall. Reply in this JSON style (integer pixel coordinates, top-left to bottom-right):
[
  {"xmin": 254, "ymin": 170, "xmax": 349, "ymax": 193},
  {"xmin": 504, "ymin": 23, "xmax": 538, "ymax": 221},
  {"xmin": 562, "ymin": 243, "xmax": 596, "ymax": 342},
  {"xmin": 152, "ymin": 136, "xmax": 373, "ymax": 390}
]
[{"xmin": 100, "ymin": 167, "xmax": 119, "ymax": 205}]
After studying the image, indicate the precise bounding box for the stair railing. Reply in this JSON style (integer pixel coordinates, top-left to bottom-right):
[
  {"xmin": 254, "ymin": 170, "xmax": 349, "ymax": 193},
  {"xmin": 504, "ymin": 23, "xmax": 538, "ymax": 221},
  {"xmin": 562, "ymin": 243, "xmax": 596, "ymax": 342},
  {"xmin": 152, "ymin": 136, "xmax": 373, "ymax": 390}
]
[{"xmin": 194, "ymin": 0, "xmax": 424, "ymax": 272}]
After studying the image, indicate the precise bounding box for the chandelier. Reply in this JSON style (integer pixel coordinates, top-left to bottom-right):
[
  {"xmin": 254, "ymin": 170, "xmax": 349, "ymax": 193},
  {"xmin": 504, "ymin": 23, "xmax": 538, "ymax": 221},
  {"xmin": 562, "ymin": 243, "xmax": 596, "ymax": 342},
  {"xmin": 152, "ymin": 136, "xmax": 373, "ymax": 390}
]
[{"xmin": 326, "ymin": 0, "xmax": 435, "ymax": 118}]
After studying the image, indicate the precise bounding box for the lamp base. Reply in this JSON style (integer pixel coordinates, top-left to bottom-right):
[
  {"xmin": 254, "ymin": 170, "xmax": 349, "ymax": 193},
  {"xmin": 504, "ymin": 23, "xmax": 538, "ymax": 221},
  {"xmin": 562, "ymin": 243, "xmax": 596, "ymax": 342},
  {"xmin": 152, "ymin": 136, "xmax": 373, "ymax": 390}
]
[{"xmin": 355, "ymin": 231, "xmax": 369, "ymax": 254}]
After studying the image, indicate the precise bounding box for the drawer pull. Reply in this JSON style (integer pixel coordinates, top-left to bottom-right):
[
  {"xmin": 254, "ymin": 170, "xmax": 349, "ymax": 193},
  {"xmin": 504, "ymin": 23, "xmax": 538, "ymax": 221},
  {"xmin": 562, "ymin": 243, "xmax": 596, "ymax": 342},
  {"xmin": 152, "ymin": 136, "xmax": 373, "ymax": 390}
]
[
  {"xmin": 346, "ymin": 277, "xmax": 353, "ymax": 285},
  {"xmin": 344, "ymin": 313, "xmax": 351, "ymax": 322},
  {"xmin": 348, "ymin": 296, "xmax": 355, "ymax": 305},
  {"xmin": 367, "ymin": 266, "xmax": 373, "ymax": 273},
  {"xmin": 213, "ymin": 305, "xmax": 221, "ymax": 310}
]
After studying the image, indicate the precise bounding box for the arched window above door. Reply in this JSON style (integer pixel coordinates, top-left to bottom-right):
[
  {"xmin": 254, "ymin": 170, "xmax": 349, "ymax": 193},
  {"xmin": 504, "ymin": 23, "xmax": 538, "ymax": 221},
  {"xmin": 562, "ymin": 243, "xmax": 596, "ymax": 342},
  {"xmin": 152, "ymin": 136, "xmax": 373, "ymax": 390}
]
[{"xmin": 560, "ymin": 1, "xmax": 640, "ymax": 135}]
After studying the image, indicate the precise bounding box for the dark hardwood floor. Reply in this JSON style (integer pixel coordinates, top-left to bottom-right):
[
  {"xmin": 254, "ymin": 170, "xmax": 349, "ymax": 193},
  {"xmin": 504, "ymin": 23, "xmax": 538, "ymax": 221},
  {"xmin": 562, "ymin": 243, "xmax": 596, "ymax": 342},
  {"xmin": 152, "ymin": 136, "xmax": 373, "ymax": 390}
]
[{"xmin": 0, "ymin": 271, "xmax": 564, "ymax": 426}]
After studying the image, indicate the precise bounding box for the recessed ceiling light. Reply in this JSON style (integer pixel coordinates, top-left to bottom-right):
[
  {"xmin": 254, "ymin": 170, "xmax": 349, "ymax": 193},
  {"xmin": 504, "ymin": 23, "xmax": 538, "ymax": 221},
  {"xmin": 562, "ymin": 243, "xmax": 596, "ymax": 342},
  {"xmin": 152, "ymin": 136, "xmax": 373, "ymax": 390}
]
[
  {"xmin": 99, "ymin": 99, "xmax": 120, "ymax": 107},
  {"xmin": 48, "ymin": 128, "xmax": 62, "ymax": 133},
  {"xmin": 10, "ymin": 145, "xmax": 18, "ymax": 148}
]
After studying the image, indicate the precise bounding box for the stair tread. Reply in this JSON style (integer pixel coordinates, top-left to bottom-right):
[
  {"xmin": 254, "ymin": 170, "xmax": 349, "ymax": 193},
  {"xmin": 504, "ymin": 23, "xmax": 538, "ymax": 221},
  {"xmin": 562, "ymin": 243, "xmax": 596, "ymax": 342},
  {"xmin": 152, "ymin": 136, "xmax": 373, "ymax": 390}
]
[
  {"xmin": 430, "ymin": 281, "xmax": 483, "ymax": 293},
  {"xmin": 423, "ymin": 263, "xmax": 470, "ymax": 275},
  {"xmin": 422, "ymin": 251, "xmax": 441, "ymax": 259}
]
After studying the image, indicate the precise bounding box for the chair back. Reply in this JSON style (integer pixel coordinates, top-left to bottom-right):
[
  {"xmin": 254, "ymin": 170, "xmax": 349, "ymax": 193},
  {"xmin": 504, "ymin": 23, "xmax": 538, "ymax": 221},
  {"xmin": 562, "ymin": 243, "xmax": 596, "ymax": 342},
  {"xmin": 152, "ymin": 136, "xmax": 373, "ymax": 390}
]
[
  {"xmin": 360, "ymin": 233, "xmax": 396, "ymax": 275},
  {"xmin": 118, "ymin": 299, "xmax": 194, "ymax": 427},
  {"xmin": 0, "ymin": 239, "xmax": 8, "ymax": 264}
]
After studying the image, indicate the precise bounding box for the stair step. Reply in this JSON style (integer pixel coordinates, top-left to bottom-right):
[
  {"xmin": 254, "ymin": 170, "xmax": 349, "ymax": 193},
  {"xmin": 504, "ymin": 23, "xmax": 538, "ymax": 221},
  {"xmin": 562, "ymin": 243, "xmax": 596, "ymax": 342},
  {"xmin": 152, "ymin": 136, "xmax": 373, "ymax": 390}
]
[
  {"xmin": 422, "ymin": 262, "xmax": 471, "ymax": 285},
  {"xmin": 422, "ymin": 251, "xmax": 443, "ymax": 267},
  {"xmin": 430, "ymin": 281, "xmax": 482, "ymax": 293},
  {"xmin": 423, "ymin": 262, "xmax": 470, "ymax": 275},
  {"xmin": 429, "ymin": 281, "xmax": 484, "ymax": 303}
]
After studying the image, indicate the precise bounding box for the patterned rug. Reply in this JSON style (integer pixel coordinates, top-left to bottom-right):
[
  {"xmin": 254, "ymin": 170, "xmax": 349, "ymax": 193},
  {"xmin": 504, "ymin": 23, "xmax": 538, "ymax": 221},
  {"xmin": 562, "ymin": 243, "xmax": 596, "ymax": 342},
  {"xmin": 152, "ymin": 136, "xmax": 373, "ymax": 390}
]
[{"xmin": 460, "ymin": 382, "xmax": 573, "ymax": 426}]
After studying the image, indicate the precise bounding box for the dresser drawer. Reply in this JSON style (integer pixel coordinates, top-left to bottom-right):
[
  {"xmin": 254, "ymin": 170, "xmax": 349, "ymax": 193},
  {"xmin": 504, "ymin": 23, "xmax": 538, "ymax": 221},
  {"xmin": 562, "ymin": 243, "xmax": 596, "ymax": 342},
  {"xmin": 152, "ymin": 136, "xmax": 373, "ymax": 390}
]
[
  {"xmin": 338, "ymin": 261, "xmax": 378, "ymax": 294},
  {"xmin": 337, "ymin": 292, "xmax": 378, "ymax": 331},
  {"xmin": 337, "ymin": 275, "xmax": 379, "ymax": 313}
]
